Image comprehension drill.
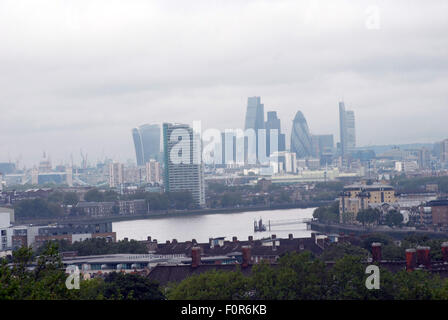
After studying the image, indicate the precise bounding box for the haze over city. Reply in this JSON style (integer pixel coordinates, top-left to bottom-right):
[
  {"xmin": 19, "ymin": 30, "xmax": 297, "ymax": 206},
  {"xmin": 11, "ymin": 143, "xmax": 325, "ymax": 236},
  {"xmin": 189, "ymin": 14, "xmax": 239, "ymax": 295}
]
[{"xmin": 1, "ymin": 0, "xmax": 447, "ymax": 166}]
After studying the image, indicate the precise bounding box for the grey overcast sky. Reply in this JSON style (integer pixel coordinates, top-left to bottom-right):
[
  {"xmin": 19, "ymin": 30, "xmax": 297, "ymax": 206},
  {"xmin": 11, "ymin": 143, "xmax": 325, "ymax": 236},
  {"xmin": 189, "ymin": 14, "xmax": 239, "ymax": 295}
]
[{"xmin": 0, "ymin": 0, "xmax": 447, "ymax": 167}]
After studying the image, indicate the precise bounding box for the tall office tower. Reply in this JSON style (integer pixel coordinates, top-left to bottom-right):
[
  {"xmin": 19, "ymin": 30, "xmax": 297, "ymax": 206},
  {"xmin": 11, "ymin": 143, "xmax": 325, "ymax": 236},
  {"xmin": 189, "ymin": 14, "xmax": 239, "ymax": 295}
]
[
  {"xmin": 146, "ymin": 159, "xmax": 161, "ymax": 184},
  {"xmin": 339, "ymin": 101, "xmax": 356, "ymax": 157},
  {"xmin": 132, "ymin": 124, "xmax": 161, "ymax": 166},
  {"xmin": 311, "ymin": 135, "xmax": 320, "ymax": 158},
  {"xmin": 318, "ymin": 134, "xmax": 334, "ymax": 165},
  {"xmin": 291, "ymin": 111, "xmax": 313, "ymax": 158},
  {"xmin": 418, "ymin": 147, "xmax": 431, "ymax": 170},
  {"xmin": 265, "ymin": 111, "xmax": 286, "ymax": 156},
  {"xmin": 441, "ymin": 139, "xmax": 448, "ymax": 163},
  {"xmin": 109, "ymin": 162, "xmax": 124, "ymax": 188},
  {"xmin": 244, "ymin": 97, "xmax": 265, "ymax": 162},
  {"xmin": 163, "ymin": 123, "xmax": 205, "ymax": 207},
  {"xmin": 244, "ymin": 97, "xmax": 265, "ymax": 131}
]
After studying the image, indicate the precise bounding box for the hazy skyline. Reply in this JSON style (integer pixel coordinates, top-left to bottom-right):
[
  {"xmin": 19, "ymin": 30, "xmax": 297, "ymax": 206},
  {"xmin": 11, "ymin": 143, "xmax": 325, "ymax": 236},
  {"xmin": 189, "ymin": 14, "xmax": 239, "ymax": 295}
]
[{"xmin": 1, "ymin": 0, "xmax": 447, "ymax": 167}]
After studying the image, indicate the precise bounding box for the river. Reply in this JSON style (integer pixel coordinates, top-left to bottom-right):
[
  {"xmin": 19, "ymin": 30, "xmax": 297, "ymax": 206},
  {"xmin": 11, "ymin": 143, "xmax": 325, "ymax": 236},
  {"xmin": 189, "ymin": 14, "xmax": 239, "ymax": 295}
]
[{"xmin": 113, "ymin": 207, "xmax": 315, "ymax": 243}]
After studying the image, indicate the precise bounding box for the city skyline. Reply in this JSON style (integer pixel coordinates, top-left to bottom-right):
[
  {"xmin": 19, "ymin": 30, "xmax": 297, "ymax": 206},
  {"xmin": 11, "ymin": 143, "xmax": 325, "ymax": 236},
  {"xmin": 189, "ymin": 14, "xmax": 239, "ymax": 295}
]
[{"xmin": 1, "ymin": 1, "xmax": 448, "ymax": 166}]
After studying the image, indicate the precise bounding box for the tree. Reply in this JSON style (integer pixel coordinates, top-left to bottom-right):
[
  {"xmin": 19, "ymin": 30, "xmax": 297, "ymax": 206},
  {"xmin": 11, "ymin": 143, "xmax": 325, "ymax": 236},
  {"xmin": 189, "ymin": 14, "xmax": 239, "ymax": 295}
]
[
  {"xmin": 84, "ymin": 189, "xmax": 105, "ymax": 202},
  {"xmin": 63, "ymin": 192, "xmax": 79, "ymax": 206},
  {"xmin": 221, "ymin": 192, "xmax": 242, "ymax": 207},
  {"xmin": 356, "ymin": 208, "xmax": 380, "ymax": 226},
  {"xmin": 313, "ymin": 202, "xmax": 339, "ymax": 223},
  {"xmin": 0, "ymin": 243, "xmax": 75, "ymax": 300},
  {"xmin": 320, "ymin": 243, "xmax": 369, "ymax": 261},
  {"xmin": 102, "ymin": 272, "xmax": 165, "ymax": 300},
  {"xmin": 14, "ymin": 198, "xmax": 63, "ymax": 219},
  {"xmin": 384, "ymin": 210, "xmax": 403, "ymax": 227},
  {"xmin": 167, "ymin": 269, "xmax": 249, "ymax": 300}
]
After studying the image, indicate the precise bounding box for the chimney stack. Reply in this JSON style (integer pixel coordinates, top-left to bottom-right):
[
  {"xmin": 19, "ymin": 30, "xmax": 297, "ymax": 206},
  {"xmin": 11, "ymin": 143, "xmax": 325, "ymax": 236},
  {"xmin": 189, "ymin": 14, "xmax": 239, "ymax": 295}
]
[
  {"xmin": 232, "ymin": 236, "xmax": 238, "ymax": 242},
  {"xmin": 417, "ymin": 246, "xmax": 431, "ymax": 269},
  {"xmin": 147, "ymin": 236, "xmax": 151, "ymax": 242},
  {"xmin": 166, "ymin": 240, "xmax": 170, "ymax": 244},
  {"xmin": 172, "ymin": 239, "xmax": 178, "ymax": 244},
  {"xmin": 242, "ymin": 246, "xmax": 251, "ymax": 268},
  {"xmin": 442, "ymin": 242, "xmax": 448, "ymax": 263},
  {"xmin": 248, "ymin": 235, "xmax": 253, "ymax": 242},
  {"xmin": 191, "ymin": 247, "xmax": 201, "ymax": 268},
  {"xmin": 288, "ymin": 234, "xmax": 293, "ymax": 240},
  {"xmin": 371, "ymin": 242, "xmax": 382, "ymax": 263},
  {"xmin": 406, "ymin": 249, "xmax": 416, "ymax": 271},
  {"xmin": 192, "ymin": 239, "xmax": 197, "ymax": 245}
]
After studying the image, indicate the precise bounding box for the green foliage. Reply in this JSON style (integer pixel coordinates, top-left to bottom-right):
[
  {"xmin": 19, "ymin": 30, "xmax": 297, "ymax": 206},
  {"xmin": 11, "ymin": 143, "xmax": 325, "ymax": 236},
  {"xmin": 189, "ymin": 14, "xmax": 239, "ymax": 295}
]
[
  {"xmin": 84, "ymin": 189, "xmax": 119, "ymax": 202},
  {"xmin": 166, "ymin": 250, "xmax": 448, "ymax": 300},
  {"xmin": 0, "ymin": 242, "xmax": 164, "ymax": 300},
  {"xmin": 356, "ymin": 208, "xmax": 380, "ymax": 226},
  {"xmin": 0, "ymin": 243, "xmax": 75, "ymax": 300},
  {"xmin": 320, "ymin": 243, "xmax": 369, "ymax": 261},
  {"xmin": 391, "ymin": 175, "xmax": 448, "ymax": 194},
  {"xmin": 63, "ymin": 192, "xmax": 79, "ymax": 206},
  {"xmin": 14, "ymin": 198, "xmax": 63, "ymax": 219},
  {"xmin": 101, "ymin": 272, "xmax": 165, "ymax": 300},
  {"xmin": 384, "ymin": 210, "xmax": 404, "ymax": 227},
  {"xmin": 221, "ymin": 192, "xmax": 243, "ymax": 207},
  {"xmin": 361, "ymin": 233, "xmax": 393, "ymax": 249},
  {"xmin": 250, "ymin": 252, "xmax": 330, "ymax": 300},
  {"xmin": 168, "ymin": 191, "xmax": 195, "ymax": 209},
  {"xmin": 167, "ymin": 269, "xmax": 249, "ymax": 300},
  {"xmin": 313, "ymin": 202, "xmax": 339, "ymax": 223}
]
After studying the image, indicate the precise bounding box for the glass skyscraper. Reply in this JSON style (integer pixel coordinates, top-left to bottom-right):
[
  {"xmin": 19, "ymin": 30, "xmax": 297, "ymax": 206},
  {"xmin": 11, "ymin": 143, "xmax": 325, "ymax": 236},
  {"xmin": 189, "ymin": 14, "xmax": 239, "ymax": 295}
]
[
  {"xmin": 244, "ymin": 96, "xmax": 265, "ymax": 131},
  {"xmin": 132, "ymin": 124, "xmax": 161, "ymax": 166},
  {"xmin": 339, "ymin": 101, "xmax": 356, "ymax": 157},
  {"xmin": 290, "ymin": 111, "xmax": 313, "ymax": 158},
  {"xmin": 265, "ymin": 111, "xmax": 286, "ymax": 156}
]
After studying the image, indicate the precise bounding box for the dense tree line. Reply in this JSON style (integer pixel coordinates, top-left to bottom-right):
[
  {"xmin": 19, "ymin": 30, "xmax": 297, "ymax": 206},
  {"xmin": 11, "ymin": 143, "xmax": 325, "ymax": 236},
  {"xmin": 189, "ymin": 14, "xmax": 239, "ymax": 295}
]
[
  {"xmin": 391, "ymin": 175, "xmax": 448, "ymax": 194},
  {"xmin": 167, "ymin": 251, "xmax": 448, "ymax": 300},
  {"xmin": 14, "ymin": 198, "xmax": 64, "ymax": 219},
  {"xmin": 312, "ymin": 201, "xmax": 339, "ymax": 223},
  {"xmin": 0, "ymin": 243, "xmax": 164, "ymax": 300}
]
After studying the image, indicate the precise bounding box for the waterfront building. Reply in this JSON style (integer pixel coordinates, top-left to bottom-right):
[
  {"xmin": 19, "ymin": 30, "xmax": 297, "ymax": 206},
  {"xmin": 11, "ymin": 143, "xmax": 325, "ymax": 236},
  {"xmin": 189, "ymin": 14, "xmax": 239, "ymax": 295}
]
[
  {"xmin": 339, "ymin": 183, "xmax": 397, "ymax": 223},
  {"xmin": 163, "ymin": 123, "xmax": 205, "ymax": 207}
]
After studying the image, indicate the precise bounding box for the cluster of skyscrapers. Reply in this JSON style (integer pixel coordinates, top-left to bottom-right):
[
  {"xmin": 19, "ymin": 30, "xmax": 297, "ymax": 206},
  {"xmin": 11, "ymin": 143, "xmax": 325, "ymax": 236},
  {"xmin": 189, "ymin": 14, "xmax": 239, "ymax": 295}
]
[{"xmin": 129, "ymin": 96, "xmax": 356, "ymax": 207}]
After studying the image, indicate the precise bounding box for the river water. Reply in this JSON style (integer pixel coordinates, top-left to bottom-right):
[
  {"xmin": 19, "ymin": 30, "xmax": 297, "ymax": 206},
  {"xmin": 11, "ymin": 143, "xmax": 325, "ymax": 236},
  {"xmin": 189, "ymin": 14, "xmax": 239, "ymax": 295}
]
[{"xmin": 113, "ymin": 207, "xmax": 315, "ymax": 243}]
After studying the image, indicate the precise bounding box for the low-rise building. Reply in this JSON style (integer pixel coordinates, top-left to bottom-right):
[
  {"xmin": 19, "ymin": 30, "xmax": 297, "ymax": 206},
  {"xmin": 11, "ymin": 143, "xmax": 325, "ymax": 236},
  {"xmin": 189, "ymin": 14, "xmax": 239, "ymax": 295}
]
[{"xmin": 339, "ymin": 183, "xmax": 397, "ymax": 222}]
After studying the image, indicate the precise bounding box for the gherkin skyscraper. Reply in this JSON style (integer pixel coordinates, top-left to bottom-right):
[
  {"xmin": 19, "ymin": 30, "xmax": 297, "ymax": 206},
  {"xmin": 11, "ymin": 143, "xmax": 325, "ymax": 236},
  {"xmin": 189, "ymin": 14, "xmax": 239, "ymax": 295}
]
[{"xmin": 290, "ymin": 111, "xmax": 312, "ymax": 158}]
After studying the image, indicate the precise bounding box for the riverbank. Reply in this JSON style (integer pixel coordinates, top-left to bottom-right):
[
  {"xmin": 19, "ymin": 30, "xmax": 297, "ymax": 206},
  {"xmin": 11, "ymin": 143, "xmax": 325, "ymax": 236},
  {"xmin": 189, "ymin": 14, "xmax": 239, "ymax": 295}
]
[
  {"xmin": 15, "ymin": 201, "xmax": 330, "ymax": 225},
  {"xmin": 310, "ymin": 221, "xmax": 448, "ymax": 239}
]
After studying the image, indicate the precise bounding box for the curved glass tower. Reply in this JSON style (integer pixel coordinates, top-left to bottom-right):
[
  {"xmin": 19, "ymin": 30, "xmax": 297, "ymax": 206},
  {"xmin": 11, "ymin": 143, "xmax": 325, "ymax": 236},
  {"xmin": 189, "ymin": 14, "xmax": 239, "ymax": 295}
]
[
  {"xmin": 291, "ymin": 111, "xmax": 312, "ymax": 158},
  {"xmin": 132, "ymin": 124, "xmax": 161, "ymax": 166}
]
